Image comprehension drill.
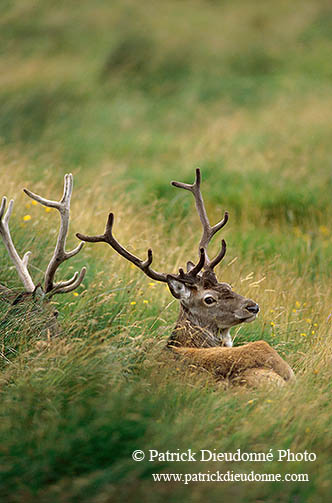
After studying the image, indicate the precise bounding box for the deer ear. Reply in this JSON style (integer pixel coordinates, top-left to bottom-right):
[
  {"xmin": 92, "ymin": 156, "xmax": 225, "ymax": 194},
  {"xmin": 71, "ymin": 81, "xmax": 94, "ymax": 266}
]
[
  {"xmin": 186, "ymin": 261, "xmax": 196, "ymax": 273},
  {"xmin": 166, "ymin": 276, "xmax": 192, "ymax": 300},
  {"xmin": 32, "ymin": 284, "xmax": 45, "ymax": 303}
]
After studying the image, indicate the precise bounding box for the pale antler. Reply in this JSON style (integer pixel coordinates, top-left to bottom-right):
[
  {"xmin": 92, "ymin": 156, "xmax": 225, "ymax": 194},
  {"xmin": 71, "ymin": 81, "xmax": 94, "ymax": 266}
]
[
  {"xmin": 0, "ymin": 196, "xmax": 35, "ymax": 292},
  {"xmin": 171, "ymin": 168, "xmax": 228, "ymax": 270},
  {"xmin": 23, "ymin": 174, "xmax": 86, "ymax": 296},
  {"xmin": 76, "ymin": 213, "xmax": 206, "ymax": 284}
]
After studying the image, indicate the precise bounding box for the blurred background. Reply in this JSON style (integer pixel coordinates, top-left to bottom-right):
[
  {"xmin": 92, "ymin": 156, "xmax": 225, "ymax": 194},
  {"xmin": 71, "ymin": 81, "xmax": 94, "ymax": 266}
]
[{"xmin": 1, "ymin": 0, "xmax": 332, "ymax": 226}]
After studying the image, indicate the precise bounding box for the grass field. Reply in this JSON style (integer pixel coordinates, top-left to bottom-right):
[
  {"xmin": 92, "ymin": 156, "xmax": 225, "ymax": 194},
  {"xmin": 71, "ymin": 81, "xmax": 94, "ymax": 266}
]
[{"xmin": 1, "ymin": 1, "xmax": 332, "ymax": 502}]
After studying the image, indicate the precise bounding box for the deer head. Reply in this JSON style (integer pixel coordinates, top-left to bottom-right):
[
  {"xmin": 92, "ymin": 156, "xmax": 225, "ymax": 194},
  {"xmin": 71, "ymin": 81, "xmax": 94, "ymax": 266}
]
[
  {"xmin": 76, "ymin": 169, "xmax": 259, "ymax": 348},
  {"xmin": 0, "ymin": 174, "xmax": 86, "ymax": 337}
]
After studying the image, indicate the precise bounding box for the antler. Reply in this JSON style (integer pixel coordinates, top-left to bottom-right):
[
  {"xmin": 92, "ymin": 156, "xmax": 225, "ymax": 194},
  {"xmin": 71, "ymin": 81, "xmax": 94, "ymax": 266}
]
[
  {"xmin": 77, "ymin": 212, "xmax": 169, "ymax": 283},
  {"xmin": 0, "ymin": 196, "xmax": 35, "ymax": 292},
  {"xmin": 171, "ymin": 168, "xmax": 228, "ymax": 270},
  {"xmin": 23, "ymin": 174, "xmax": 86, "ymax": 296},
  {"xmin": 76, "ymin": 169, "xmax": 226, "ymax": 285},
  {"xmin": 77, "ymin": 213, "xmax": 206, "ymax": 284}
]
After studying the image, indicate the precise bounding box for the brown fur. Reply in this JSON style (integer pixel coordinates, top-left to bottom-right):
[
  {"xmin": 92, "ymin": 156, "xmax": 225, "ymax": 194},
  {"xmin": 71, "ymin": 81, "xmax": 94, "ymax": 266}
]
[{"xmin": 170, "ymin": 341, "xmax": 294, "ymax": 385}]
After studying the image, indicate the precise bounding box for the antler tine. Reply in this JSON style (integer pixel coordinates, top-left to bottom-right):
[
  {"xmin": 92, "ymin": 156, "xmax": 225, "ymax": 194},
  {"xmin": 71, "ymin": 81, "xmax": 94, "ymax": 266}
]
[
  {"xmin": 171, "ymin": 168, "xmax": 228, "ymax": 270},
  {"xmin": 0, "ymin": 196, "xmax": 6, "ymax": 220},
  {"xmin": 0, "ymin": 196, "xmax": 35, "ymax": 292},
  {"xmin": 47, "ymin": 267, "xmax": 87, "ymax": 296},
  {"xmin": 23, "ymin": 174, "xmax": 86, "ymax": 294},
  {"xmin": 77, "ymin": 212, "xmax": 168, "ymax": 283},
  {"xmin": 186, "ymin": 247, "xmax": 205, "ymax": 277},
  {"xmin": 209, "ymin": 239, "xmax": 226, "ymax": 270}
]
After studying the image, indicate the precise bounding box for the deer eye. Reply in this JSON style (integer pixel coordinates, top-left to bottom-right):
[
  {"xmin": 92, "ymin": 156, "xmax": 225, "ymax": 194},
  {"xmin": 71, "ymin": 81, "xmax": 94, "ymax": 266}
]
[{"xmin": 204, "ymin": 296, "xmax": 216, "ymax": 305}]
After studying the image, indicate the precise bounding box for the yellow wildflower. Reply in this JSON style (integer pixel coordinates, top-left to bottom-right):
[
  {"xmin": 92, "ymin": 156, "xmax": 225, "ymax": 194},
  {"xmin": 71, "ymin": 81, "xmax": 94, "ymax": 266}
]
[
  {"xmin": 130, "ymin": 301, "xmax": 136, "ymax": 305},
  {"xmin": 305, "ymin": 318, "xmax": 312, "ymax": 324},
  {"xmin": 319, "ymin": 225, "xmax": 329, "ymax": 236},
  {"xmin": 311, "ymin": 330, "xmax": 315, "ymax": 335},
  {"xmin": 73, "ymin": 292, "xmax": 79, "ymax": 297},
  {"xmin": 300, "ymin": 333, "xmax": 307, "ymax": 337},
  {"xmin": 270, "ymin": 321, "xmax": 275, "ymax": 327},
  {"xmin": 266, "ymin": 399, "xmax": 273, "ymax": 404},
  {"xmin": 148, "ymin": 282, "xmax": 155, "ymax": 287},
  {"xmin": 31, "ymin": 200, "xmax": 38, "ymax": 206},
  {"xmin": 292, "ymin": 309, "xmax": 297, "ymax": 313},
  {"xmin": 45, "ymin": 207, "xmax": 51, "ymax": 213},
  {"xmin": 314, "ymin": 323, "xmax": 318, "ymax": 327},
  {"xmin": 23, "ymin": 215, "xmax": 31, "ymax": 221},
  {"xmin": 295, "ymin": 301, "xmax": 301, "ymax": 308},
  {"xmin": 143, "ymin": 300, "xmax": 149, "ymax": 304}
]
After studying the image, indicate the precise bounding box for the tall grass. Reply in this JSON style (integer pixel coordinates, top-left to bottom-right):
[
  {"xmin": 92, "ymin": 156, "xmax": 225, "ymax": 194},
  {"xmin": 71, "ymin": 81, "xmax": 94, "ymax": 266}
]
[{"xmin": 1, "ymin": 1, "xmax": 332, "ymax": 502}]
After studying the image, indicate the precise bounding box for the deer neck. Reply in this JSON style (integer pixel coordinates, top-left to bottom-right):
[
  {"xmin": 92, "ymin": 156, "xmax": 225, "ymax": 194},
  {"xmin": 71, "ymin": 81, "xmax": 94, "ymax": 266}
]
[{"xmin": 168, "ymin": 303, "xmax": 232, "ymax": 349}]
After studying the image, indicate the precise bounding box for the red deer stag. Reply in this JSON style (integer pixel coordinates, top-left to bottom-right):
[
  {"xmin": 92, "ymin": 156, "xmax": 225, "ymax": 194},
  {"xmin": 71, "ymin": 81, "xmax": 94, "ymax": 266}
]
[
  {"xmin": 0, "ymin": 174, "xmax": 86, "ymax": 336},
  {"xmin": 77, "ymin": 169, "xmax": 294, "ymax": 386}
]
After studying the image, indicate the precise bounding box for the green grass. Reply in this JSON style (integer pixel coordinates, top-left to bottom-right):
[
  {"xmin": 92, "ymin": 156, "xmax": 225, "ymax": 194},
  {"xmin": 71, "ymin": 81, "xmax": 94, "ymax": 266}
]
[{"xmin": 1, "ymin": 0, "xmax": 332, "ymax": 502}]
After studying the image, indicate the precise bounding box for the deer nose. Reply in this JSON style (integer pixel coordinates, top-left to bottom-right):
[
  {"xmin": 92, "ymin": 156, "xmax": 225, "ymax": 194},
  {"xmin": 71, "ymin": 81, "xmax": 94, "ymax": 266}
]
[{"xmin": 246, "ymin": 303, "xmax": 260, "ymax": 314}]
